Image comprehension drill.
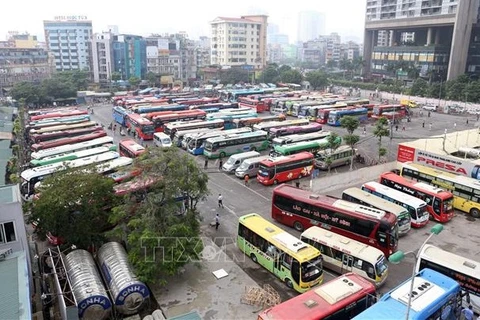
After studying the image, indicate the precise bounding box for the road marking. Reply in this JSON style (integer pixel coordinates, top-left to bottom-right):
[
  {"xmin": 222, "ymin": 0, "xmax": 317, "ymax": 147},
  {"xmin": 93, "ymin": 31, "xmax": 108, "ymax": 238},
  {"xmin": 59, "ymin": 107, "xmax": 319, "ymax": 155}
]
[{"xmin": 210, "ymin": 174, "xmax": 270, "ymax": 201}]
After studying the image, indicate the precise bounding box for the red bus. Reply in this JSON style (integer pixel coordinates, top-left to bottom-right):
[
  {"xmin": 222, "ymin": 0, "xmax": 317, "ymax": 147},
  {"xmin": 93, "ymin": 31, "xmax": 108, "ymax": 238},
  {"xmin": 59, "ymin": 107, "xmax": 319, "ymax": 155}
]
[
  {"xmin": 258, "ymin": 273, "xmax": 376, "ymax": 320},
  {"xmin": 257, "ymin": 152, "xmax": 314, "ymax": 186},
  {"xmin": 363, "ymin": 104, "xmax": 375, "ymax": 118},
  {"xmin": 316, "ymin": 106, "xmax": 358, "ymax": 124},
  {"xmin": 379, "ymin": 172, "xmax": 455, "ymax": 223},
  {"xmin": 29, "ymin": 125, "xmax": 103, "ymax": 143},
  {"xmin": 119, "ymin": 139, "xmax": 146, "ymax": 158},
  {"xmin": 237, "ymin": 97, "xmax": 268, "ymax": 113},
  {"xmin": 123, "ymin": 97, "xmax": 168, "ymax": 108},
  {"xmin": 30, "ymin": 131, "xmax": 107, "ymax": 152},
  {"xmin": 147, "ymin": 110, "xmax": 207, "ymax": 132},
  {"xmin": 30, "ymin": 109, "xmax": 88, "ymax": 121},
  {"xmin": 271, "ymin": 184, "xmax": 399, "ymax": 257},
  {"xmin": 372, "ymin": 104, "xmax": 406, "ymax": 119},
  {"xmin": 126, "ymin": 113, "xmax": 155, "ymax": 140}
]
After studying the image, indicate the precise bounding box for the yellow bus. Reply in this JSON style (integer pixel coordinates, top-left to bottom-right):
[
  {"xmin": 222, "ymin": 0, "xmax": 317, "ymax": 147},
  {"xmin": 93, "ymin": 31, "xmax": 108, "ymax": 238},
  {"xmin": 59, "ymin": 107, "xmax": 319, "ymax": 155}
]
[
  {"xmin": 237, "ymin": 213, "xmax": 323, "ymax": 293},
  {"xmin": 399, "ymin": 162, "xmax": 480, "ymax": 218}
]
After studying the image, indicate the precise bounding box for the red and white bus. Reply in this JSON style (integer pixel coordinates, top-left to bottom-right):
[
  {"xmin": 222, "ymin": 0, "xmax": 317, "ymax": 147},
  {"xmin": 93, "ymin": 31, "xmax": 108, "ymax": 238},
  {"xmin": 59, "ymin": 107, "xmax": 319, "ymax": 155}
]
[
  {"xmin": 30, "ymin": 131, "xmax": 107, "ymax": 152},
  {"xmin": 372, "ymin": 104, "xmax": 407, "ymax": 119},
  {"xmin": 272, "ymin": 184, "xmax": 399, "ymax": 257},
  {"xmin": 257, "ymin": 152, "xmax": 314, "ymax": 186},
  {"xmin": 148, "ymin": 110, "xmax": 207, "ymax": 132},
  {"xmin": 315, "ymin": 105, "xmax": 350, "ymax": 124},
  {"xmin": 237, "ymin": 97, "xmax": 268, "ymax": 113},
  {"xmin": 379, "ymin": 172, "xmax": 454, "ymax": 223},
  {"xmin": 30, "ymin": 109, "xmax": 88, "ymax": 121},
  {"xmin": 29, "ymin": 125, "xmax": 103, "ymax": 143},
  {"xmin": 119, "ymin": 139, "xmax": 146, "ymax": 158},
  {"xmin": 126, "ymin": 113, "xmax": 155, "ymax": 140},
  {"xmin": 258, "ymin": 273, "xmax": 376, "ymax": 320}
]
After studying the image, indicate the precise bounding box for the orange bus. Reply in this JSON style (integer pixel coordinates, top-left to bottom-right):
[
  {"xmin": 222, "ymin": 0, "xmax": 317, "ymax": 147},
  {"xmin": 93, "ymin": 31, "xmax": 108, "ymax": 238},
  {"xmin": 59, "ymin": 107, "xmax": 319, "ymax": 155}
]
[
  {"xmin": 125, "ymin": 113, "xmax": 155, "ymax": 140},
  {"xmin": 119, "ymin": 139, "xmax": 146, "ymax": 158},
  {"xmin": 148, "ymin": 110, "xmax": 207, "ymax": 132},
  {"xmin": 257, "ymin": 152, "xmax": 314, "ymax": 186}
]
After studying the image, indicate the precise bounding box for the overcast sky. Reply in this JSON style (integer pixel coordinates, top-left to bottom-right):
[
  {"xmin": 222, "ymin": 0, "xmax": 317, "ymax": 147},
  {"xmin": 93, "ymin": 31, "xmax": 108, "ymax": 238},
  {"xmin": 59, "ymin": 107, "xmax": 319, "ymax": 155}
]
[{"xmin": 2, "ymin": 0, "xmax": 367, "ymax": 43}]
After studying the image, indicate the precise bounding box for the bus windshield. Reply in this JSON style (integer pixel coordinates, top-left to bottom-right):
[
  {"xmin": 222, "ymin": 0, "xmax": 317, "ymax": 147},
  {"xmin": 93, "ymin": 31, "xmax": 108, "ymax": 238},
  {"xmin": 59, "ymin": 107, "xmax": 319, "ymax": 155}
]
[
  {"xmin": 376, "ymin": 256, "xmax": 388, "ymax": 277},
  {"xmin": 301, "ymin": 258, "xmax": 323, "ymax": 282},
  {"xmin": 142, "ymin": 124, "xmax": 155, "ymax": 134},
  {"xmin": 417, "ymin": 204, "xmax": 428, "ymax": 220}
]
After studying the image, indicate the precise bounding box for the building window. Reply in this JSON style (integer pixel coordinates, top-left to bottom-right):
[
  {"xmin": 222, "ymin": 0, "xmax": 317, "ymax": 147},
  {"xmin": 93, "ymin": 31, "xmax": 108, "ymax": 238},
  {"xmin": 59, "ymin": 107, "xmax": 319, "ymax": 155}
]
[{"xmin": 0, "ymin": 221, "xmax": 16, "ymax": 244}]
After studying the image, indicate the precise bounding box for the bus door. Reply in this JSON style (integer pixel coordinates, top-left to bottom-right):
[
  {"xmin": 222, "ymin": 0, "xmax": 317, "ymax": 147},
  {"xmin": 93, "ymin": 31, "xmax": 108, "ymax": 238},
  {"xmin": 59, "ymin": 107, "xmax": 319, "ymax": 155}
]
[
  {"xmin": 342, "ymin": 254, "xmax": 354, "ymax": 273},
  {"xmin": 273, "ymin": 249, "xmax": 283, "ymax": 278}
]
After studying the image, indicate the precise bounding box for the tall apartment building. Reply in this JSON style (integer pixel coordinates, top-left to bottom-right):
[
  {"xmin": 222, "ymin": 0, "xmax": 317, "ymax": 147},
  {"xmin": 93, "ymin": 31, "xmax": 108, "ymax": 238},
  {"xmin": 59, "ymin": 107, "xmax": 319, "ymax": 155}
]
[
  {"xmin": 210, "ymin": 15, "xmax": 268, "ymax": 70},
  {"xmin": 364, "ymin": 0, "xmax": 479, "ymax": 81},
  {"xmin": 43, "ymin": 17, "xmax": 93, "ymax": 75},
  {"xmin": 112, "ymin": 34, "xmax": 146, "ymax": 80},
  {"xmin": 195, "ymin": 36, "xmax": 211, "ymax": 69},
  {"xmin": 91, "ymin": 32, "xmax": 114, "ymax": 83},
  {"xmin": 297, "ymin": 11, "xmax": 326, "ymax": 43}
]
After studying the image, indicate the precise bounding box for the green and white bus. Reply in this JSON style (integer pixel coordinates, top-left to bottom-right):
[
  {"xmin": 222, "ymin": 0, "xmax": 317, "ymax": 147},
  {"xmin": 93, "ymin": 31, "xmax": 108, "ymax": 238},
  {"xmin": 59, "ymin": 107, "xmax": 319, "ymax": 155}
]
[
  {"xmin": 272, "ymin": 136, "xmax": 342, "ymax": 156},
  {"xmin": 30, "ymin": 145, "xmax": 117, "ymax": 167},
  {"xmin": 203, "ymin": 131, "xmax": 269, "ymax": 159},
  {"xmin": 314, "ymin": 145, "xmax": 356, "ymax": 170},
  {"xmin": 238, "ymin": 213, "xmax": 323, "ymax": 293}
]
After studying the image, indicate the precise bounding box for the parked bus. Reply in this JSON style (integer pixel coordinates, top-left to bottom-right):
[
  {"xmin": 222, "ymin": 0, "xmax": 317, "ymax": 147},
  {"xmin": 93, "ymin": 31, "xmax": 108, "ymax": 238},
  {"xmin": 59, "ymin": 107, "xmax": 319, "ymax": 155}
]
[
  {"xmin": 257, "ymin": 152, "xmax": 315, "ymax": 185},
  {"xmin": 28, "ymin": 114, "xmax": 91, "ymax": 129},
  {"xmin": 327, "ymin": 108, "xmax": 368, "ymax": 126},
  {"xmin": 29, "ymin": 121, "xmax": 98, "ymax": 136},
  {"xmin": 131, "ymin": 104, "xmax": 187, "ymax": 114},
  {"xmin": 164, "ymin": 119, "xmax": 224, "ymax": 136},
  {"xmin": 271, "ymin": 131, "xmax": 330, "ymax": 147},
  {"xmin": 173, "ymin": 128, "xmax": 215, "ymax": 147},
  {"xmin": 30, "ymin": 136, "xmax": 114, "ymax": 160},
  {"xmin": 301, "ymin": 227, "xmax": 388, "ymax": 287},
  {"xmin": 29, "ymin": 125, "xmax": 103, "ymax": 143},
  {"xmin": 353, "ymin": 268, "xmax": 461, "ymax": 320},
  {"xmin": 372, "ymin": 104, "xmax": 407, "ymax": 120},
  {"xmin": 379, "ymin": 172, "xmax": 454, "ymax": 223},
  {"xmin": 148, "ymin": 110, "xmax": 207, "ymax": 132},
  {"xmin": 315, "ymin": 104, "xmax": 350, "ymax": 124},
  {"xmin": 292, "ymin": 101, "xmax": 324, "ymax": 117},
  {"xmin": 187, "ymin": 128, "xmax": 252, "ymax": 155},
  {"xmin": 237, "ymin": 213, "xmax": 323, "ymax": 293},
  {"xmin": 189, "ymin": 102, "xmax": 238, "ymax": 112},
  {"xmin": 237, "ymin": 97, "xmax": 268, "ymax": 113},
  {"xmin": 268, "ymin": 123, "xmax": 322, "ymax": 140},
  {"xmin": 399, "ymin": 162, "xmax": 480, "ymax": 218},
  {"xmin": 314, "ymin": 145, "xmax": 355, "ymax": 170},
  {"xmin": 416, "ymin": 244, "xmax": 480, "ymax": 314},
  {"xmin": 258, "ymin": 273, "xmax": 376, "ymax": 320},
  {"xmin": 341, "ymin": 187, "xmax": 411, "ymax": 236},
  {"xmin": 30, "ymin": 145, "xmax": 117, "ymax": 167},
  {"xmin": 272, "ymin": 184, "xmax": 399, "ymax": 257},
  {"xmin": 361, "ymin": 181, "xmax": 429, "ymax": 228},
  {"xmin": 112, "ymin": 106, "xmax": 130, "ymax": 126},
  {"xmin": 203, "ymin": 131, "xmax": 269, "ymax": 159},
  {"xmin": 30, "ymin": 109, "xmax": 88, "ymax": 121},
  {"xmin": 229, "ymin": 89, "xmax": 264, "ymax": 102},
  {"xmin": 170, "ymin": 97, "xmax": 219, "ymax": 106},
  {"xmin": 28, "ymin": 107, "xmax": 78, "ymax": 117},
  {"xmin": 126, "ymin": 113, "xmax": 155, "ymax": 140},
  {"xmin": 119, "ymin": 139, "xmax": 146, "ymax": 158},
  {"xmin": 231, "ymin": 114, "xmax": 286, "ymax": 129},
  {"xmin": 30, "ymin": 131, "xmax": 107, "ymax": 152},
  {"xmin": 253, "ymin": 119, "xmax": 310, "ymax": 132},
  {"xmin": 272, "ymin": 136, "xmax": 342, "ymax": 156}
]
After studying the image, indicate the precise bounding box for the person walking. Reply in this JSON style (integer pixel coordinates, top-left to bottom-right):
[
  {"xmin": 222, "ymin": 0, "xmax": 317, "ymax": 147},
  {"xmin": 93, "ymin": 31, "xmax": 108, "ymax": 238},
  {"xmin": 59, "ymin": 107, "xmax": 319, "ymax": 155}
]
[
  {"xmin": 204, "ymin": 158, "xmax": 208, "ymax": 169},
  {"xmin": 454, "ymin": 122, "xmax": 457, "ymax": 130},
  {"xmin": 422, "ymin": 120, "xmax": 425, "ymax": 128},
  {"xmin": 215, "ymin": 213, "xmax": 220, "ymax": 230},
  {"xmin": 244, "ymin": 174, "xmax": 249, "ymax": 186},
  {"xmin": 218, "ymin": 193, "xmax": 224, "ymax": 208},
  {"xmin": 395, "ymin": 124, "xmax": 399, "ymax": 131},
  {"xmin": 402, "ymin": 125, "xmax": 405, "ymax": 131},
  {"xmin": 113, "ymin": 124, "xmax": 117, "ymax": 132},
  {"xmin": 218, "ymin": 158, "xmax": 223, "ymax": 171},
  {"xmin": 363, "ymin": 126, "xmax": 366, "ymax": 135},
  {"xmin": 461, "ymin": 305, "xmax": 474, "ymax": 320}
]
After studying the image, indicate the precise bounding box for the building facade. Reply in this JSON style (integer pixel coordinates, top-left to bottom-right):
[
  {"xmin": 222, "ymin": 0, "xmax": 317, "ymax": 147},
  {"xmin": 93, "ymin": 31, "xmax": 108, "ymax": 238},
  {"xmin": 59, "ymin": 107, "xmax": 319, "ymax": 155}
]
[
  {"xmin": 210, "ymin": 15, "xmax": 268, "ymax": 70},
  {"xmin": 297, "ymin": 11, "xmax": 326, "ymax": 43},
  {"xmin": 43, "ymin": 17, "xmax": 93, "ymax": 75},
  {"xmin": 112, "ymin": 34, "xmax": 146, "ymax": 80},
  {"xmin": 91, "ymin": 32, "xmax": 114, "ymax": 84},
  {"xmin": 195, "ymin": 36, "xmax": 211, "ymax": 69},
  {"xmin": 363, "ymin": 0, "xmax": 479, "ymax": 80}
]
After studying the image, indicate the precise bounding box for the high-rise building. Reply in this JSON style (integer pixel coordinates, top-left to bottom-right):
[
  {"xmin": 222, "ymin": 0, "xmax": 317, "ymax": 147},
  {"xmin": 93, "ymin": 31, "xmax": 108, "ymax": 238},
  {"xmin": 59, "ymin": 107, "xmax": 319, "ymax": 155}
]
[
  {"xmin": 91, "ymin": 32, "xmax": 114, "ymax": 84},
  {"xmin": 43, "ymin": 17, "xmax": 93, "ymax": 75},
  {"xmin": 210, "ymin": 15, "xmax": 268, "ymax": 70},
  {"xmin": 112, "ymin": 34, "xmax": 146, "ymax": 80},
  {"xmin": 364, "ymin": 0, "xmax": 479, "ymax": 81},
  {"xmin": 297, "ymin": 11, "xmax": 326, "ymax": 43},
  {"xmin": 195, "ymin": 36, "xmax": 211, "ymax": 69}
]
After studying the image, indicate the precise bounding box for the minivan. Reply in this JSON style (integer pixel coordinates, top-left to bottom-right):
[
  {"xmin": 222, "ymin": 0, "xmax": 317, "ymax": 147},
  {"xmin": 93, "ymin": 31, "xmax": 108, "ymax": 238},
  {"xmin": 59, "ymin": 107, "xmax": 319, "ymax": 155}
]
[
  {"xmin": 154, "ymin": 132, "xmax": 172, "ymax": 148},
  {"xmin": 235, "ymin": 155, "xmax": 269, "ymax": 178},
  {"xmin": 222, "ymin": 151, "xmax": 260, "ymax": 173}
]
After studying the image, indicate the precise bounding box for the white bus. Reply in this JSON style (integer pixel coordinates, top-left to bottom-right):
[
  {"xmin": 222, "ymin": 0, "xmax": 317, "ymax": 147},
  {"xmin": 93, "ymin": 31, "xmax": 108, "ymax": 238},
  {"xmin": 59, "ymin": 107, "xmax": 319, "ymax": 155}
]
[
  {"xmin": 416, "ymin": 244, "xmax": 480, "ymax": 314},
  {"xmin": 271, "ymin": 131, "xmax": 330, "ymax": 147},
  {"xmin": 341, "ymin": 187, "xmax": 411, "ymax": 236},
  {"xmin": 315, "ymin": 146, "xmax": 356, "ymax": 170},
  {"xmin": 361, "ymin": 181, "xmax": 429, "ymax": 228},
  {"xmin": 203, "ymin": 131, "xmax": 269, "ymax": 159},
  {"xmin": 30, "ymin": 136, "xmax": 114, "ymax": 160},
  {"xmin": 301, "ymin": 226, "xmax": 388, "ymax": 288},
  {"xmin": 252, "ymin": 119, "xmax": 310, "ymax": 132},
  {"xmin": 163, "ymin": 119, "xmax": 224, "ymax": 135},
  {"xmin": 187, "ymin": 127, "xmax": 252, "ymax": 155},
  {"xmin": 173, "ymin": 127, "xmax": 214, "ymax": 147}
]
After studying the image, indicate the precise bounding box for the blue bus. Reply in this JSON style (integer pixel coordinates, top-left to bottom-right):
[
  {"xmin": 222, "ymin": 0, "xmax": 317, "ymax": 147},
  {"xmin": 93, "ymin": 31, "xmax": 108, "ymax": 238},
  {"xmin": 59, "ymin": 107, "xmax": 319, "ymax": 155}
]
[
  {"xmin": 112, "ymin": 106, "xmax": 131, "ymax": 126},
  {"xmin": 353, "ymin": 268, "xmax": 461, "ymax": 320},
  {"xmin": 186, "ymin": 127, "xmax": 252, "ymax": 155},
  {"xmin": 327, "ymin": 107, "xmax": 368, "ymax": 126},
  {"xmin": 132, "ymin": 104, "xmax": 188, "ymax": 114}
]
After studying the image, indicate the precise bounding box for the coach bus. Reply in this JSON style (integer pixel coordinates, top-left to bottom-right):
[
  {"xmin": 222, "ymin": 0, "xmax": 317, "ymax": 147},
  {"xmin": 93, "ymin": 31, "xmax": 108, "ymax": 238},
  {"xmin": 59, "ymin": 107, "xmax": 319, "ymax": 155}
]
[
  {"xmin": 341, "ymin": 187, "xmax": 411, "ymax": 236},
  {"xmin": 172, "ymin": 128, "xmax": 214, "ymax": 147},
  {"xmin": 148, "ymin": 110, "xmax": 207, "ymax": 132},
  {"xmin": 272, "ymin": 136, "xmax": 341, "ymax": 157},
  {"xmin": 30, "ymin": 145, "xmax": 117, "ymax": 167},
  {"xmin": 29, "ymin": 125, "xmax": 103, "ymax": 143},
  {"xmin": 258, "ymin": 273, "xmax": 376, "ymax": 320},
  {"xmin": 131, "ymin": 104, "xmax": 187, "ymax": 114},
  {"xmin": 207, "ymin": 111, "xmax": 258, "ymax": 129},
  {"xmin": 203, "ymin": 131, "xmax": 269, "ymax": 159},
  {"xmin": 30, "ymin": 131, "xmax": 107, "ymax": 152},
  {"xmin": 119, "ymin": 139, "xmax": 146, "ymax": 158},
  {"xmin": 30, "ymin": 109, "xmax": 88, "ymax": 121},
  {"xmin": 232, "ymin": 114, "xmax": 286, "ymax": 129},
  {"xmin": 327, "ymin": 108, "xmax": 368, "ymax": 126},
  {"xmin": 126, "ymin": 113, "xmax": 155, "ymax": 140},
  {"xmin": 372, "ymin": 104, "xmax": 407, "ymax": 120},
  {"xmin": 253, "ymin": 119, "xmax": 310, "ymax": 132},
  {"xmin": 271, "ymin": 131, "xmax": 330, "ymax": 147},
  {"xmin": 28, "ymin": 114, "xmax": 91, "ymax": 129},
  {"xmin": 379, "ymin": 172, "xmax": 454, "ymax": 223},
  {"xmin": 237, "ymin": 97, "xmax": 268, "ymax": 113},
  {"xmin": 257, "ymin": 152, "xmax": 315, "ymax": 185},
  {"xmin": 237, "ymin": 213, "xmax": 323, "ymax": 293},
  {"xmin": 164, "ymin": 119, "xmax": 224, "ymax": 136},
  {"xmin": 315, "ymin": 104, "xmax": 351, "ymax": 124},
  {"xmin": 314, "ymin": 145, "xmax": 356, "ymax": 170},
  {"xmin": 361, "ymin": 181, "xmax": 428, "ymax": 228},
  {"xmin": 268, "ymin": 123, "xmax": 322, "ymax": 140},
  {"xmin": 112, "ymin": 106, "xmax": 130, "ymax": 126},
  {"xmin": 30, "ymin": 136, "xmax": 114, "ymax": 160},
  {"xmin": 301, "ymin": 227, "xmax": 388, "ymax": 287},
  {"xmin": 399, "ymin": 162, "xmax": 480, "ymax": 218},
  {"xmin": 29, "ymin": 121, "xmax": 98, "ymax": 136},
  {"xmin": 187, "ymin": 128, "xmax": 252, "ymax": 155},
  {"xmin": 189, "ymin": 102, "xmax": 238, "ymax": 112},
  {"xmin": 272, "ymin": 184, "xmax": 399, "ymax": 257},
  {"xmin": 416, "ymin": 244, "xmax": 480, "ymax": 314},
  {"xmin": 353, "ymin": 268, "xmax": 461, "ymax": 320}
]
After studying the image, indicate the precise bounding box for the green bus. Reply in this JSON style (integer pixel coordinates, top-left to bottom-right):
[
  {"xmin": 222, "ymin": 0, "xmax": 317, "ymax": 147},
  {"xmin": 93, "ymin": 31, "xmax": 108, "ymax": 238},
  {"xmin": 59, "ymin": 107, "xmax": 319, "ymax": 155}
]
[
  {"xmin": 272, "ymin": 136, "xmax": 342, "ymax": 156},
  {"xmin": 238, "ymin": 213, "xmax": 323, "ymax": 293},
  {"xmin": 203, "ymin": 131, "xmax": 269, "ymax": 159},
  {"xmin": 30, "ymin": 145, "xmax": 117, "ymax": 167}
]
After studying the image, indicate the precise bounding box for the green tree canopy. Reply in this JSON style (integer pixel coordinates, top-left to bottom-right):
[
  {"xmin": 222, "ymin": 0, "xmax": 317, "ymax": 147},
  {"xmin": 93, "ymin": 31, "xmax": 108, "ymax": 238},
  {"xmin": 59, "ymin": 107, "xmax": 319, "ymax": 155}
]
[
  {"xmin": 409, "ymin": 78, "xmax": 428, "ymax": 97},
  {"xmin": 373, "ymin": 118, "xmax": 390, "ymax": 161},
  {"xmin": 10, "ymin": 82, "xmax": 46, "ymax": 105},
  {"xmin": 111, "ymin": 72, "xmax": 122, "ymax": 82},
  {"xmin": 306, "ymin": 71, "xmax": 328, "ymax": 90},
  {"xmin": 128, "ymin": 76, "xmax": 141, "ymax": 88},
  {"xmin": 340, "ymin": 116, "xmax": 360, "ymax": 171},
  {"xmin": 260, "ymin": 64, "xmax": 280, "ymax": 84},
  {"xmin": 280, "ymin": 69, "xmax": 303, "ymax": 84},
  {"xmin": 145, "ymin": 72, "xmax": 158, "ymax": 86},
  {"xmin": 220, "ymin": 68, "xmax": 249, "ymax": 84},
  {"xmin": 324, "ymin": 132, "xmax": 341, "ymax": 174}
]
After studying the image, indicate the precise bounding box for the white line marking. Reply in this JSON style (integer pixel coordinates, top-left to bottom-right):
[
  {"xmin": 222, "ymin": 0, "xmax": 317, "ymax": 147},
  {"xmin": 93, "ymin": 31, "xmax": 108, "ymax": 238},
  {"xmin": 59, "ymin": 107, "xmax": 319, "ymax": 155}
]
[{"xmin": 209, "ymin": 175, "xmax": 270, "ymax": 201}]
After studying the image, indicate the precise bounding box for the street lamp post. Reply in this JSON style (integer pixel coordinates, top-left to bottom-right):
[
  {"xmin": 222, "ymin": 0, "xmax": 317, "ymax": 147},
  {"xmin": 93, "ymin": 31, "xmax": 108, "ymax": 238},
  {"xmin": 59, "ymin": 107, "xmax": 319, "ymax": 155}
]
[{"xmin": 388, "ymin": 224, "xmax": 443, "ymax": 320}]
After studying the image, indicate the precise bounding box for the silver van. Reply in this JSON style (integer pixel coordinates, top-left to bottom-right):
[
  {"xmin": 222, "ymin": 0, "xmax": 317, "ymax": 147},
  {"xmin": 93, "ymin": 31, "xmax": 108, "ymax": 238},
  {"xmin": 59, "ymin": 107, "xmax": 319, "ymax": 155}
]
[
  {"xmin": 222, "ymin": 151, "xmax": 260, "ymax": 173},
  {"xmin": 154, "ymin": 132, "xmax": 172, "ymax": 148},
  {"xmin": 235, "ymin": 155, "xmax": 269, "ymax": 178}
]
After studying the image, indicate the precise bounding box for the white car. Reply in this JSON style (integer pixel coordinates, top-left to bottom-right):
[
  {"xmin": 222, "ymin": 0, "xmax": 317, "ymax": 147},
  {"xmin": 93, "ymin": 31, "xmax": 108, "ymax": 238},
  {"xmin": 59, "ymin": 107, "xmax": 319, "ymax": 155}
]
[{"xmin": 422, "ymin": 104, "xmax": 438, "ymax": 111}]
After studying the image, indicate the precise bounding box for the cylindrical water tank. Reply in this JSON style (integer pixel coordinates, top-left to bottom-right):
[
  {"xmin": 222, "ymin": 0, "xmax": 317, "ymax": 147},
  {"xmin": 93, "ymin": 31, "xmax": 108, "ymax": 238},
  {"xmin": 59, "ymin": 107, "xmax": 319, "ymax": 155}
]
[
  {"xmin": 64, "ymin": 249, "xmax": 112, "ymax": 320},
  {"xmin": 97, "ymin": 242, "xmax": 150, "ymax": 315}
]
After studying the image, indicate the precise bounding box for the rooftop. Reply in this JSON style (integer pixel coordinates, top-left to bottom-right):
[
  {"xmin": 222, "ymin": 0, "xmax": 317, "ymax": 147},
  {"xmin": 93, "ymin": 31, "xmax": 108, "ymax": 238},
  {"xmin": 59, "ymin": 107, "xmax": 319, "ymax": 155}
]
[
  {"xmin": 0, "ymin": 251, "xmax": 31, "ymax": 319},
  {"xmin": 0, "ymin": 184, "xmax": 21, "ymax": 203}
]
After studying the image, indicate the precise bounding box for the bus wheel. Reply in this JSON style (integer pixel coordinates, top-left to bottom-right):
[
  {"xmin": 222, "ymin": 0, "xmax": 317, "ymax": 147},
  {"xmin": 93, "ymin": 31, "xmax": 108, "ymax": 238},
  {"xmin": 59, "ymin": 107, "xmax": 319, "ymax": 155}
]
[
  {"xmin": 471, "ymin": 208, "xmax": 480, "ymax": 218},
  {"xmin": 293, "ymin": 221, "xmax": 304, "ymax": 232},
  {"xmin": 250, "ymin": 253, "xmax": 258, "ymax": 263},
  {"xmin": 285, "ymin": 278, "xmax": 293, "ymax": 289},
  {"xmin": 220, "ymin": 152, "xmax": 226, "ymax": 159},
  {"xmin": 273, "ymin": 179, "xmax": 279, "ymax": 185}
]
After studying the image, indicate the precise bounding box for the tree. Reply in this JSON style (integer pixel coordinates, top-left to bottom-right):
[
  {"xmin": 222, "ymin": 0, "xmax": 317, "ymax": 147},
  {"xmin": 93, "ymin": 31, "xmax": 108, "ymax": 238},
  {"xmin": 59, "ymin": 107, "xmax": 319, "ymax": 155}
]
[
  {"xmin": 111, "ymin": 72, "xmax": 121, "ymax": 82},
  {"xmin": 373, "ymin": 118, "xmax": 390, "ymax": 161},
  {"xmin": 340, "ymin": 116, "xmax": 360, "ymax": 171},
  {"xmin": 260, "ymin": 64, "xmax": 280, "ymax": 84},
  {"xmin": 409, "ymin": 78, "xmax": 429, "ymax": 97},
  {"xmin": 28, "ymin": 168, "xmax": 118, "ymax": 249},
  {"xmin": 278, "ymin": 65, "xmax": 292, "ymax": 74},
  {"xmin": 55, "ymin": 70, "xmax": 89, "ymax": 91},
  {"xmin": 280, "ymin": 70, "xmax": 303, "ymax": 84},
  {"xmin": 325, "ymin": 132, "xmax": 341, "ymax": 175},
  {"xmin": 326, "ymin": 60, "xmax": 337, "ymax": 70},
  {"xmin": 10, "ymin": 82, "xmax": 45, "ymax": 105},
  {"xmin": 128, "ymin": 76, "xmax": 141, "ymax": 88},
  {"xmin": 145, "ymin": 72, "xmax": 158, "ymax": 87},
  {"xmin": 305, "ymin": 71, "xmax": 328, "ymax": 90},
  {"xmin": 109, "ymin": 148, "xmax": 209, "ymax": 285},
  {"xmin": 42, "ymin": 77, "xmax": 76, "ymax": 99},
  {"xmin": 220, "ymin": 68, "xmax": 249, "ymax": 84}
]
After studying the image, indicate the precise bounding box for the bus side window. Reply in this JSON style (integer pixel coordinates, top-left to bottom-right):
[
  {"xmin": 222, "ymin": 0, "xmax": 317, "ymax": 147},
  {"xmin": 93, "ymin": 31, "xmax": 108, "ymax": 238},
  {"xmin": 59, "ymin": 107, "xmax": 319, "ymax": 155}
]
[
  {"xmin": 331, "ymin": 248, "xmax": 343, "ymax": 261},
  {"xmin": 282, "ymin": 254, "xmax": 292, "ymax": 269},
  {"xmin": 377, "ymin": 232, "xmax": 387, "ymax": 247},
  {"xmin": 433, "ymin": 198, "xmax": 441, "ymax": 213},
  {"xmin": 363, "ymin": 262, "xmax": 375, "ymax": 279},
  {"xmin": 353, "ymin": 258, "xmax": 363, "ymax": 270}
]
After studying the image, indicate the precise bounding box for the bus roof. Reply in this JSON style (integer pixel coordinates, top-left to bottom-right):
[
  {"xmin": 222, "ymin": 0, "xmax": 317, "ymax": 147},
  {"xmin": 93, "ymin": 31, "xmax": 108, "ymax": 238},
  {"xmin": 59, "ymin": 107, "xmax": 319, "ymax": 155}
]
[
  {"xmin": 301, "ymin": 226, "xmax": 385, "ymax": 264},
  {"xmin": 253, "ymin": 119, "xmax": 309, "ymax": 130},
  {"xmin": 30, "ymin": 136, "xmax": 114, "ymax": 160},
  {"xmin": 381, "ymin": 172, "xmax": 453, "ymax": 198},
  {"xmin": 362, "ymin": 181, "xmax": 428, "ymax": 207},
  {"xmin": 342, "ymin": 187, "xmax": 408, "ymax": 217},
  {"xmin": 192, "ymin": 128, "xmax": 252, "ymax": 140},
  {"xmin": 205, "ymin": 130, "xmax": 267, "ymax": 143},
  {"xmin": 271, "ymin": 131, "xmax": 330, "ymax": 145},
  {"xmin": 96, "ymin": 156, "xmax": 133, "ymax": 174},
  {"xmin": 316, "ymin": 145, "xmax": 352, "ymax": 156},
  {"xmin": 120, "ymin": 139, "xmax": 146, "ymax": 153},
  {"xmin": 259, "ymin": 152, "xmax": 314, "ymax": 166},
  {"xmin": 29, "ymin": 121, "xmax": 97, "ymax": 134},
  {"xmin": 166, "ymin": 118, "xmax": 224, "ymax": 129},
  {"xmin": 239, "ymin": 213, "xmax": 320, "ymax": 261}
]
